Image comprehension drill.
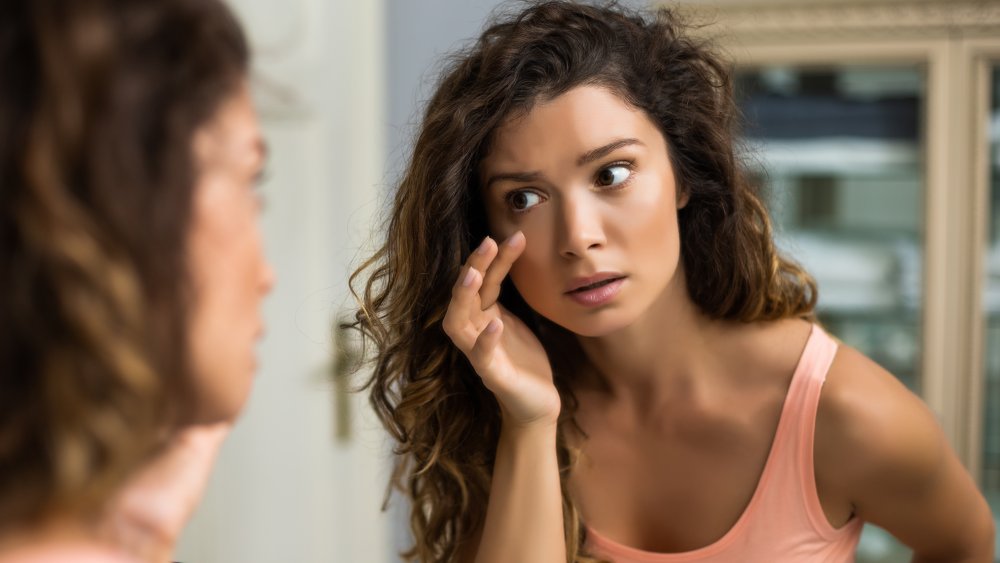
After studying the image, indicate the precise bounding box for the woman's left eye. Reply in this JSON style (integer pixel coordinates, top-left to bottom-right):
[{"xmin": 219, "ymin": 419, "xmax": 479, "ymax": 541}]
[{"xmin": 596, "ymin": 164, "xmax": 631, "ymax": 187}]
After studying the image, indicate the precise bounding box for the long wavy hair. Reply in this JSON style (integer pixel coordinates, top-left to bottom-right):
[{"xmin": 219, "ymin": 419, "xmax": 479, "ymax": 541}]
[
  {"xmin": 350, "ymin": 2, "xmax": 817, "ymax": 561},
  {"xmin": 0, "ymin": 0, "xmax": 248, "ymax": 528}
]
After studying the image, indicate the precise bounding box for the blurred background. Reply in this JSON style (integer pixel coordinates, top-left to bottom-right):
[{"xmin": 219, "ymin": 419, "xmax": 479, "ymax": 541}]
[{"xmin": 175, "ymin": 0, "xmax": 1000, "ymax": 561}]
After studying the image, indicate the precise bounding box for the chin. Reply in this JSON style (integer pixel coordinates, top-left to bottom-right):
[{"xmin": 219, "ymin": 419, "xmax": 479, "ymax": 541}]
[
  {"xmin": 191, "ymin": 382, "xmax": 254, "ymax": 424},
  {"xmin": 549, "ymin": 308, "xmax": 636, "ymax": 338}
]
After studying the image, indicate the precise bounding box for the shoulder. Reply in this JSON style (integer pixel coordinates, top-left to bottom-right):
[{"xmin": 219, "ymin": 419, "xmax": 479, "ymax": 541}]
[
  {"xmin": 720, "ymin": 317, "xmax": 813, "ymax": 383},
  {"xmin": 813, "ymin": 335, "xmax": 996, "ymax": 558},
  {"xmin": 814, "ymin": 341, "xmax": 945, "ymax": 502}
]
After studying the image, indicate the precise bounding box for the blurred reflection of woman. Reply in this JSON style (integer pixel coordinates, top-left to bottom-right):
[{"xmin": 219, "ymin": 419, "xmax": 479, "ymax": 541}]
[
  {"xmin": 351, "ymin": 2, "xmax": 995, "ymax": 562},
  {"xmin": 0, "ymin": 0, "xmax": 273, "ymax": 560}
]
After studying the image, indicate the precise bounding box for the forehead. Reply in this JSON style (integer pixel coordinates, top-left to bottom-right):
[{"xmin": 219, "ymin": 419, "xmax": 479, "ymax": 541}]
[{"xmin": 482, "ymin": 85, "xmax": 664, "ymax": 171}]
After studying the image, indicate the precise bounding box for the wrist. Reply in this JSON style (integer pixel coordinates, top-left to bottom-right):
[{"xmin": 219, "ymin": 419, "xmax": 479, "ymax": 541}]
[
  {"xmin": 499, "ymin": 417, "xmax": 558, "ymax": 446},
  {"xmin": 497, "ymin": 399, "xmax": 561, "ymax": 433}
]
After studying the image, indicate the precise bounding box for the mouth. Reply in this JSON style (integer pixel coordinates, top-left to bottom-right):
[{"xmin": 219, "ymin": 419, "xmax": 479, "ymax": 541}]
[{"xmin": 565, "ymin": 273, "xmax": 627, "ymax": 294}]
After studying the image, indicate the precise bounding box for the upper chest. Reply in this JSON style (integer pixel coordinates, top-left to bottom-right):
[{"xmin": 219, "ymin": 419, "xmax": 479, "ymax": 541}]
[{"xmin": 568, "ymin": 384, "xmax": 788, "ymax": 553}]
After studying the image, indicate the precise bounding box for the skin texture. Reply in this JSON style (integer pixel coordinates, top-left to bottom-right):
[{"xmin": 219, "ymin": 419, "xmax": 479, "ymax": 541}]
[{"xmin": 449, "ymin": 85, "xmax": 995, "ymax": 561}]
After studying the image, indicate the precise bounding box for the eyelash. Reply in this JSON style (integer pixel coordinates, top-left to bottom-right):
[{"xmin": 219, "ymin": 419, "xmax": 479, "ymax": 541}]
[
  {"xmin": 504, "ymin": 190, "xmax": 543, "ymax": 215},
  {"xmin": 597, "ymin": 160, "xmax": 635, "ymax": 190}
]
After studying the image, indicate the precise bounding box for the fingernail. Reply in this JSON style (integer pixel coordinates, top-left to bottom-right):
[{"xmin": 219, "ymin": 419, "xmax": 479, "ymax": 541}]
[
  {"xmin": 485, "ymin": 318, "xmax": 500, "ymax": 333},
  {"xmin": 462, "ymin": 267, "xmax": 477, "ymax": 287},
  {"xmin": 475, "ymin": 237, "xmax": 491, "ymax": 255},
  {"xmin": 507, "ymin": 231, "xmax": 524, "ymax": 247}
]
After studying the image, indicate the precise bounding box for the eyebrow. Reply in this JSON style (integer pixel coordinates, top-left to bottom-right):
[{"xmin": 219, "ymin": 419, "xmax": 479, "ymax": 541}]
[
  {"xmin": 484, "ymin": 137, "xmax": 644, "ymax": 190},
  {"xmin": 577, "ymin": 138, "xmax": 643, "ymax": 166}
]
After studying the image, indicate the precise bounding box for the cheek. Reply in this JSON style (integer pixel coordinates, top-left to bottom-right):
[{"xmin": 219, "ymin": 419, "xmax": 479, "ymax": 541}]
[
  {"xmin": 508, "ymin": 236, "xmax": 558, "ymax": 310},
  {"xmin": 621, "ymin": 178, "xmax": 681, "ymax": 253},
  {"xmin": 184, "ymin": 203, "xmax": 261, "ymax": 422},
  {"xmin": 193, "ymin": 197, "xmax": 261, "ymax": 292},
  {"xmin": 483, "ymin": 200, "xmax": 514, "ymax": 241}
]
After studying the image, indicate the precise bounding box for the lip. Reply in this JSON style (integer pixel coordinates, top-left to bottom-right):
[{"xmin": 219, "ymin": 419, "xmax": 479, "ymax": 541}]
[
  {"xmin": 564, "ymin": 272, "xmax": 626, "ymax": 307},
  {"xmin": 564, "ymin": 272, "xmax": 626, "ymax": 293}
]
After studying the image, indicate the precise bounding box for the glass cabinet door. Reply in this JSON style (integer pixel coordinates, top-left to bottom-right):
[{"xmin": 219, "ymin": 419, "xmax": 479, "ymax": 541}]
[
  {"xmin": 736, "ymin": 66, "xmax": 924, "ymax": 390},
  {"xmin": 735, "ymin": 65, "xmax": 925, "ymax": 562},
  {"xmin": 983, "ymin": 63, "xmax": 1000, "ymax": 560}
]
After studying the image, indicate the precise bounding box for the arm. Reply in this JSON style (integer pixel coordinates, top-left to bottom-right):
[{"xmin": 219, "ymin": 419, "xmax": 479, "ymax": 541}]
[
  {"xmin": 815, "ymin": 347, "xmax": 995, "ymax": 562},
  {"xmin": 443, "ymin": 233, "xmax": 566, "ymax": 563},
  {"xmin": 474, "ymin": 421, "xmax": 564, "ymax": 563}
]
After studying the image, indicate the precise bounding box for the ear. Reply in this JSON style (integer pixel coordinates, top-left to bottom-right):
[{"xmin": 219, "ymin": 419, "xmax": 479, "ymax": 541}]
[{"xmin": 676, "ymin": 187, "xmax": 690, "ymax": 210}]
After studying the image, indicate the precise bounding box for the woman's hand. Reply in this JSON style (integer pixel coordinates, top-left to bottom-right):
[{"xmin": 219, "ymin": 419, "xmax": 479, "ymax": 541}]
[
  {"xmin": 99, "ymin": 423, "xmax": 230, "ymax": 562},
  {"xmin": 442, "ymin": 232, "xmax": 561, "ymax": 428}
]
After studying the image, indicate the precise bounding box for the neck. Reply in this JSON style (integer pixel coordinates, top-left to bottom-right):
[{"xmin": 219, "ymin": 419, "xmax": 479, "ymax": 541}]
[{"xmin": 574, "ymin": 273, "xmax": 734, "ymax": 409}]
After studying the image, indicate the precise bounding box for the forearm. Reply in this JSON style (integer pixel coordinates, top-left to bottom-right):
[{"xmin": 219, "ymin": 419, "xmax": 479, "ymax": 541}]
[{"xmin": 475, "ymin": 422, "xmax": 566, "ymax": 563}]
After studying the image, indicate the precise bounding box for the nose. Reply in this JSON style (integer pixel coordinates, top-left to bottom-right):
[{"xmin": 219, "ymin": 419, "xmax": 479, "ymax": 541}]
[{"xmin": 557, "ymin": 194, "xmax": 605, "ymax": 259}]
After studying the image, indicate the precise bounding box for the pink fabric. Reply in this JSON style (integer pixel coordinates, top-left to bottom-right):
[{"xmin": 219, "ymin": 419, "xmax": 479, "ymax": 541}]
[{"xmin": 586, "ymin": 324, "xmax": 863, "ymax": 562}]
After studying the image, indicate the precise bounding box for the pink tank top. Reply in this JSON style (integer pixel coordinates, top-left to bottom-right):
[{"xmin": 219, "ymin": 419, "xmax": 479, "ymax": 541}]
[{"xmin": 585, "ymin": 324, "xmax": 864, "ymax": 562}]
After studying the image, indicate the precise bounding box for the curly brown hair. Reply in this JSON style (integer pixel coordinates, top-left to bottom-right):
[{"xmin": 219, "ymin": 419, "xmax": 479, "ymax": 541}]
[
  {"xmin": 0, "ymin": 0, "xmax": 248, "ymax": 528},
  {"xmin": 350, "ymin": 2, "xmax": 817, "ymax": 561}
]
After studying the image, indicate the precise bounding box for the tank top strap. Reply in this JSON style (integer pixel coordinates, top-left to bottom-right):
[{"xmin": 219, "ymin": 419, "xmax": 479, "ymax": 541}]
[
  {"xmin": 786, "ymin": 325, "xmax": 837, "ymax": 464},
  {"xmin": 765, "ymin": 324, "xmax": 837, "ymax": 459},
  {"xmin": 770, "ymin": 323, "xmax": 852, "ymax": 539},
  {"xmin": 786, "ymin": 324, "xmax": 839, "ymax": 442}
]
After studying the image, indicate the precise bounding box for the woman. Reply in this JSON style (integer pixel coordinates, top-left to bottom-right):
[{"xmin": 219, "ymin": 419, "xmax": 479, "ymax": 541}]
[
  {"xmin": 0, "ymin": 0, "xmax": 272, "ymax": 560},
  {"xmin": 352, "ymin": 2, "xmax": 995, "ymax": 562}
]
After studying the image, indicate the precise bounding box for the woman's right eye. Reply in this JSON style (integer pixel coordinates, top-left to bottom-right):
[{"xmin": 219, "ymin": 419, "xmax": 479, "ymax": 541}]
[{"xmin": 506, "ymin": 190, "xmax": 544, "ymax": 213}]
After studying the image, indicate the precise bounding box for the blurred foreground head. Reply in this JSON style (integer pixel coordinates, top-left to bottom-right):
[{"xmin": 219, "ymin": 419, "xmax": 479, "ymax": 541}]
[{"xmin": 0, "ymin": 0, "xmax": 258, "ymax": 529}]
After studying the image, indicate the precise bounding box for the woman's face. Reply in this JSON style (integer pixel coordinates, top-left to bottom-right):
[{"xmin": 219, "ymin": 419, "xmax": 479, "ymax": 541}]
[
  {"xmin": 480, "ymin": 85, "xmax": 687, "ymax": 337},
  {"xmin": 187, "ymin": 83, "xmax": 274, "ymax": 423}
]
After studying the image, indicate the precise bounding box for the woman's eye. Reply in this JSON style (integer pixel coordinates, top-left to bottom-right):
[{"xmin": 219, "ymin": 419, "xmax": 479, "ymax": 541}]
[
  {"xmin": 596, "ymin": 164, "xmax": 631, "ymax": 187},
  {"xmin": 507, "ymin": 190, "xmax": 544, "ymax": 212}
]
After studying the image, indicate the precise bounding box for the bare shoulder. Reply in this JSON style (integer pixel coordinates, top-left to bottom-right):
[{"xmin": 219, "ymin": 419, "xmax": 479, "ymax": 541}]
[
  {"xmin": 813, "ymin": 340, "xmax": 995, "ymax": 559},
  {"xmin": 814, "ymin": 342, "xmax": 943, "ymax": 497},
  {"xmin": 721, "ymin": 317, "xmax": 813, "ymax": 384}
]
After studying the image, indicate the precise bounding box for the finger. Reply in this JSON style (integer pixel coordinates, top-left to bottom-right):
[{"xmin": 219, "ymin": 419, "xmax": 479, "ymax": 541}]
[
  {"xmin": 444, "ymin": 236, "xmax": 499, "ymax": 349},
  {"xmin": 465, "ymin": 235, "xmax": 499, "ymax": 274},
  {"xmin": 450, "ymin": 236, "xmax": 497, "ymax": 299},
  {"xmin": 448, "ymin": 236, "xmax": 499, "ymax": 318},
  {"xmin": 480, "ymin": 231, "xmax": 526, "ymax": 308},
  {"xmin": 443, "ymin": 266, "xmax": 485, "ymax": 350},
  {"xmin": 468, "ymin": 317, "xmax": 504, "ymax": 376}
]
